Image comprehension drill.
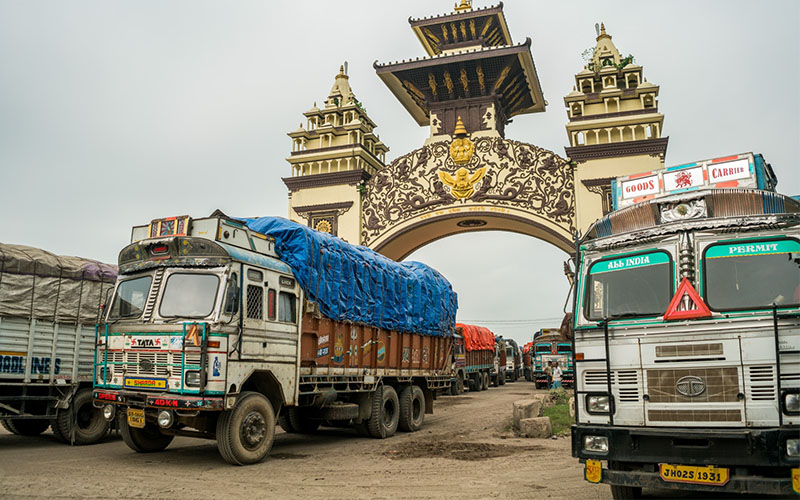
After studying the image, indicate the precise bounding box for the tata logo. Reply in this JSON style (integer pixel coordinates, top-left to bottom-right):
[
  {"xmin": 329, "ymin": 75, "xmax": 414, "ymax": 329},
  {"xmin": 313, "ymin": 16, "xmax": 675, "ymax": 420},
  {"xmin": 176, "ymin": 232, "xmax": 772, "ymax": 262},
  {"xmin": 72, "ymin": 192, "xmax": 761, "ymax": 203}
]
[
  {"xmin": 676, "ymin": 375, "xmax": 706, "ymax": 397},
  {"xmin": 130, "ymin": 338, "xmax": 161, "ymax": 349}
]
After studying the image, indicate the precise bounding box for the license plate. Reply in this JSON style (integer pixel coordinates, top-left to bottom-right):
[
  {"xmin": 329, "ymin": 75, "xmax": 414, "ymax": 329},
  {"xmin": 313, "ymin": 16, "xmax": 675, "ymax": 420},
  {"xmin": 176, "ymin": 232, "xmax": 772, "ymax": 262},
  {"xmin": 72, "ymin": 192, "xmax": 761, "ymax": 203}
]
[
  {"xmin": 124, "ymin": 377, "xmax": 167, "ymax": 390},
  {"xmin": 127, "ymin": 408, "xmax": 145, "ymax": 429},
  {"xmin": 659, "ymin": 464, "xmax": 729, "ymax": 486},
  {"xmin": 585, "ymin": 459, "xmax": 602, "ymax": 483}
]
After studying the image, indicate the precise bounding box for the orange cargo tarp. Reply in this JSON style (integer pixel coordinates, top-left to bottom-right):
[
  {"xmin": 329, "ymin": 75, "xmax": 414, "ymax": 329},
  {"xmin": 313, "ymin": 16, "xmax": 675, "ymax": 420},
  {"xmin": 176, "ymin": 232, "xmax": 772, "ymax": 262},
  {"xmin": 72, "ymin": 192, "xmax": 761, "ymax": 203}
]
[{"xmin": 456, "ymin": 323, "xmax": 495, "ymax": 352}]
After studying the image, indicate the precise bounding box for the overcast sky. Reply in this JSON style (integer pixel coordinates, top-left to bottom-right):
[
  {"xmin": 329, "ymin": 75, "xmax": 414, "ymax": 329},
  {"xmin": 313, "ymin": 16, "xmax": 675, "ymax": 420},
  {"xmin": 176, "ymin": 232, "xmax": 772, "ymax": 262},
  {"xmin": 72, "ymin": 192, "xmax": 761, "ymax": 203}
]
[{"xmin": 0, "ymin": 1, "xmax": 797, "ymax": 345}]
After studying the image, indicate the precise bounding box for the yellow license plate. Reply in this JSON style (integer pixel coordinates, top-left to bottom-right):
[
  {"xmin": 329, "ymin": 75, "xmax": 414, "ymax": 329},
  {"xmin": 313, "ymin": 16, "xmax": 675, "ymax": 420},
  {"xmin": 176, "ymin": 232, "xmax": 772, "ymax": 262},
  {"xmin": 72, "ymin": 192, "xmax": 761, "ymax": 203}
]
[
  {"xmin": 793, "ymin": 468, "xmax": 799, "ymax": 494},
  {"xmin": 660, "ymin": 464, "xmax": 729, "ymax": 486},
  {"xmin": 585, "ymin": 459, "xmax": 602, "ymax": 483},
  {"xmin": 127, "ymin": 408, "xmax": 145, "ymax": 429},
  {"xmin": 124, "ymin": 377, "xmax": 167, "ymax": 390}
]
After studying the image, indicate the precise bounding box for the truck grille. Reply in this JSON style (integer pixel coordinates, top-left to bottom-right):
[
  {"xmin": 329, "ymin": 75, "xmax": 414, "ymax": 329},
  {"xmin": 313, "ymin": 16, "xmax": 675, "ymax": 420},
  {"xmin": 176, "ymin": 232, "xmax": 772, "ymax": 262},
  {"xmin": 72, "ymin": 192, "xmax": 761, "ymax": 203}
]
[
  {"xmin": 747, "ymin": 365, "xmax": 775, "ymax": 401},
  {"xmin": 583, "ymin": 370, "xmax": 640, "ymax": 402},
  {"xmin": 646, "ymin": 367, "xmax": 739, "ymax": 403},
  {"xmin": 648, "ymin": 409, "xmax": 741, "ymax": 422},
  {"xmin": 106, "ymin": 351, "xmax": 203, "ymax": 377}
]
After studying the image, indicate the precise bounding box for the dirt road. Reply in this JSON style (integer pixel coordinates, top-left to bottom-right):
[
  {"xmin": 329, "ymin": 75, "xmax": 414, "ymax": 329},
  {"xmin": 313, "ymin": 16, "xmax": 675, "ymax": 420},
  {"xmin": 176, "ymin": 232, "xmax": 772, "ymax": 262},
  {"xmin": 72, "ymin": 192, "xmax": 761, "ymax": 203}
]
[{"xmin": 0, "ymin": 383, "xmax": 609, "ymax": 499}]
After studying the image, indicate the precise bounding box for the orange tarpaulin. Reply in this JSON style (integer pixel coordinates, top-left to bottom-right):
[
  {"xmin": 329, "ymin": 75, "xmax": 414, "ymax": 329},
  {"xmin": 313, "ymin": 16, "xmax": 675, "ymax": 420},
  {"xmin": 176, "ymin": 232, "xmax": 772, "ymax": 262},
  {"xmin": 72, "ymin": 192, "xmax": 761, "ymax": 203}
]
[{"xmin": 456, "ymin": 323, "xmax": 495, "ymax": 352}]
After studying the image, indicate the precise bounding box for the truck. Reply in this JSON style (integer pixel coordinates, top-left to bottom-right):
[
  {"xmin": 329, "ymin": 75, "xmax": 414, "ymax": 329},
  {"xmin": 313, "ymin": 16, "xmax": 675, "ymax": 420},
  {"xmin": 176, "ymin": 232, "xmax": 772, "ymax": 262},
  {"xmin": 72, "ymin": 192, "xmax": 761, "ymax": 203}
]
[
  {"xmin": 505, "ymin": 338, "xmax": 522, "ymax": 382},
  {"xmin": 522, "ymin": 342, "xmax": 533, "ymax": 381},
  {"xmin": 0, "ymin": 243, "xmax": 116, "ymax": 444},
  {"xmin": 493, "ymin": 335, "xmax": 507, "ymax": 387},
  {"xmin": 455, "ymin": 323, "xmax": 494, "ymax": 391},
  {"xmin": 93, "ymin": 214, "xmax": 458, "ymax": 465},
  {"xmin": 532, "ymin": 328, "xmax": 574, "ymax": 389},
  {"xmin": 449, "ymin": 332, "xmax": 466, "ymax": 395},
  {"xmin": 572, "ymin": 168, "xmax": 800, "ymax": 497}
]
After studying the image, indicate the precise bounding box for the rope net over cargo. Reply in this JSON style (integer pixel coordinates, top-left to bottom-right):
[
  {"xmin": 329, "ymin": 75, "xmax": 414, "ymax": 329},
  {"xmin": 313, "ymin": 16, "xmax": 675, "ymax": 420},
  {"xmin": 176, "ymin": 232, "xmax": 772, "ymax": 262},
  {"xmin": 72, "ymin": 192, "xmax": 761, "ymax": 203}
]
[{"xmin": 238, "ymin": 217, "xmax": 458, "ymax": 337}]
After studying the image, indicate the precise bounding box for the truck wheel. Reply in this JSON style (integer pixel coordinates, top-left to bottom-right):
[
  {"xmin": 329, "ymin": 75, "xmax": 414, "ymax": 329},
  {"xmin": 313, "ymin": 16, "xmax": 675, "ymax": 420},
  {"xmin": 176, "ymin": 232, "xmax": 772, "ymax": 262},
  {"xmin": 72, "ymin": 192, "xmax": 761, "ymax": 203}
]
[
  {"xmin": 398, "ymin": 385, "xmax": 425, "ymax": 432},
  {"xmin": 367, "ymin": 385, "xmax": 399, "ymax": 439},
  {"xmin": 287, "ymin": 408, "xmax": 320, "ymax": 434},
  {"xmin": 56, "ymin": 389, "xmax": 109, "ymax": 445},
  {"xmin": 277, "ymin": 413, "xmax": 295, "ymax": 433},
  {"xmin": 482, "ymin": 372, "xmax": 489, "ymax": 391},
  {"xmin": 499, "ymin": 373, "xmax": 505, "ymax": 386},
  {"xmin": 469, "ymin": 374, "xmax": 479, "ymax": 392},
  {"xmin": 491, "ymin": 374, "xmax": 499, "ymax": 387},
  {"xmin": 610, "ymin": 485, "xmax": 642, "ymax": 500},
  {"xmin": 455, "ymin": 373, "xmax": 464, "ymax": 395},
  {"xmin": 119, "ymin": 414, "xmax": 174, "ymax": 453},
  {"xmin": 2, "ymin": 418, "xmax": 49, "ymax": 436},
  {"xmin": 216, "ymin": 392, "xmax": 275, "ymax": 465}
]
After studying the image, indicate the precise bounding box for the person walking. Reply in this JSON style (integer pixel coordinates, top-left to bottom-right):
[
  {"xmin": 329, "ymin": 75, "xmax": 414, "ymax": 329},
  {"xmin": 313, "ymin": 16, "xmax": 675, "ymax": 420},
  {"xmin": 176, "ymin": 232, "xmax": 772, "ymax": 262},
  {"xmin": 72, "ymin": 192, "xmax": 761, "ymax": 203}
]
[
  {"xmin": 544, "ymin": 360, "xmax": 553, "ymax": 389},
  {"xmin": 552, "ymin": 361, "xmax": 563, "ymax": 389}
]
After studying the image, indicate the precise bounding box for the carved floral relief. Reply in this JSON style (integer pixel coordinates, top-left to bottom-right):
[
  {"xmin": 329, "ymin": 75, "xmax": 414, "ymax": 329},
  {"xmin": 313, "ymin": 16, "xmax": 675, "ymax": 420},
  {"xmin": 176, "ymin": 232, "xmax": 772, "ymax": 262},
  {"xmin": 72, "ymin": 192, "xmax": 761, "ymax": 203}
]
[{"xmin": 361, "ymin": 137, "xmax": 575, "ymax": 246}]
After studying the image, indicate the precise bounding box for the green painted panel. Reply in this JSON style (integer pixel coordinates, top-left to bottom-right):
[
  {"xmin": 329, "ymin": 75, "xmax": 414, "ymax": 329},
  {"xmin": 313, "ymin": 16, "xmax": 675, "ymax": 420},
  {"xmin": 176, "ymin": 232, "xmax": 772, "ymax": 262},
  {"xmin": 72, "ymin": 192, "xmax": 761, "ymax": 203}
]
[
  {"xmin": 706, "ymin": 239, "xmax": 800, "ymax": 259},
  {"xmin": 589, "ymin": 252, "xmax": 670, "ymax": 274}
]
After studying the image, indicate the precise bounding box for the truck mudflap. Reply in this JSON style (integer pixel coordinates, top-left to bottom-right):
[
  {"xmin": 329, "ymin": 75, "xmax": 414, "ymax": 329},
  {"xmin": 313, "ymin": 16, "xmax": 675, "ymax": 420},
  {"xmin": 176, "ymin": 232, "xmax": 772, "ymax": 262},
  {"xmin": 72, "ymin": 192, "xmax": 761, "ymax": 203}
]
[
  {"xmin": 573, "ymin": 425, "xmax": 798, "ymax": 496},
  {"xmin": 93, "ymin": 390, "xmax": 223, "ymax": 410}
]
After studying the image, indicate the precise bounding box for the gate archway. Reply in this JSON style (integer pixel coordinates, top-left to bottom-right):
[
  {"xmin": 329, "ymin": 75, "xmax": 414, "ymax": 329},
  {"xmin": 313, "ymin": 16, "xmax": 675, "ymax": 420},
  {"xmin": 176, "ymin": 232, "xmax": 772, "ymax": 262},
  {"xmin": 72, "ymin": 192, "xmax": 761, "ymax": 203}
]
[{"xmin": 361, "ymin": 136, "xmax": 575, "ymax": 260}]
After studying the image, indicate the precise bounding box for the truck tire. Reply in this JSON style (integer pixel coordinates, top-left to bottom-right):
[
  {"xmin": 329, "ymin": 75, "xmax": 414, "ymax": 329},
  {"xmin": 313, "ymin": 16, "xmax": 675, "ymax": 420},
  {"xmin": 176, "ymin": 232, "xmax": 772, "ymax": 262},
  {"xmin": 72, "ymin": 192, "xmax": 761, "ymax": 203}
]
[
  {"xmin": 482, "ymin": 372, "xmax": 489, "ymax": 391},
  {"xmin": 119, "ymin": 413, "xmax": 174, "ymax": 453},
  {"xmin": 277, "ymin": 413, "xmax": 295, "ymax": 433},
  {"xmin": 469, "ymin": 374, "xmax": 479, "ymax": 392},
  {"xmin": 499, "ymin": 373, "xmax": 505, "ymax": 386},
  {"xmin": 455, "ymin": 373, "xmax": 464, "ymax": 395},
  {"xmin": 2, "ymin": 418, "xmax": 49, "ymax": 436},
  {"xmin": 367, "ymin": 385, "xmax": 399, "ymax": 439},
  {"xmin": 216, "ymin": 391, "xmax": 275, "ymax": 465},
  {"xmin": 610, "ymin": 485, "xmax": 642, "ymax": 500},
  {"xmin": 492, "ymin": 374, "xmax": 499, "ymax": 387},
  {"xmin": 398, "ymin": 385, "xmax": 425, "ymax": 432},
  {"xmin": 56, "ymin": 389, "xmax": 109, "ymax": 445},
  {"xmin": 287, "ymin": 408, "xmax": 320, "ymax": 434}
]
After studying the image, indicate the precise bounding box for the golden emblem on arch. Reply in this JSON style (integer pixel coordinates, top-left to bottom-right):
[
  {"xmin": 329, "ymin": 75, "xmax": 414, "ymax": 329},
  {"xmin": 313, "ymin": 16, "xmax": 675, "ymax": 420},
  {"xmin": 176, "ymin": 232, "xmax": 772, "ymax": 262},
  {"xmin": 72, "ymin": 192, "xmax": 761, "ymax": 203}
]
[
  {"xmin": 449, "ymin": 116, "xmax": 474, "ymax": 165},
  {"xmin": 439, "ymin": 167, "xmax": 486, "ymax": 200}
]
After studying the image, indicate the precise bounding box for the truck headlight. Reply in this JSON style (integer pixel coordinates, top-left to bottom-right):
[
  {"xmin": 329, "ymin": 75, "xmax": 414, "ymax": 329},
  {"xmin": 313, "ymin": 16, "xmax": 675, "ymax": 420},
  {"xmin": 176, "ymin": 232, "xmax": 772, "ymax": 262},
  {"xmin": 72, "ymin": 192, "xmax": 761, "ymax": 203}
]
[
  {"xmin": 184, "ymin": 370, "xmax": 201, "ymax": 387},
  {"xmin": 102, "ymin": 404, "xmax": 115, "ymax": 421},
  {"xmin": 157, "ymin": 410, "xmax": 174, "ymax": 428},
  {"xmin": 586, "ymin": 395, "xmax": 611, "ymax": 414},
  {"xmin": 787, "ymin": 439, "xmax": 800, "ymax": 457},
  {"xmin": 784, "ymin": 393, "xmax": 800, "ymax": 413},
  {"xmin": 583, "ymin": 435, "xmax": 609, "ymax": 454},
  {"xmin": 97, "ymin": 367, "xmax": 110, "ymax": 384}
]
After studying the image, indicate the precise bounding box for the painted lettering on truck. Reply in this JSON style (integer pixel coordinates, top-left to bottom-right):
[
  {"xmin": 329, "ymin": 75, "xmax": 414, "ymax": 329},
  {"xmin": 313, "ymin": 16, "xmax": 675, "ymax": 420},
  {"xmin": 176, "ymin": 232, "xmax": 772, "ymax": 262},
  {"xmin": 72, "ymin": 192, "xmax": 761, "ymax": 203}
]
[{"xmin": 0, "ymin": 352, "xmax": 61, "ymax": 374}]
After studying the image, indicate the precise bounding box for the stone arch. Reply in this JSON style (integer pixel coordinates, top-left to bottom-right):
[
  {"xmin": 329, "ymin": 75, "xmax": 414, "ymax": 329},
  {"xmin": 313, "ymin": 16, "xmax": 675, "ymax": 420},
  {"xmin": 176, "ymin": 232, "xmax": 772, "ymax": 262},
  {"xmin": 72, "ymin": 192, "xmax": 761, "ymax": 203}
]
[{"xmin": 361, "ymin": 136, "xmax": 575, "ymax": 260}]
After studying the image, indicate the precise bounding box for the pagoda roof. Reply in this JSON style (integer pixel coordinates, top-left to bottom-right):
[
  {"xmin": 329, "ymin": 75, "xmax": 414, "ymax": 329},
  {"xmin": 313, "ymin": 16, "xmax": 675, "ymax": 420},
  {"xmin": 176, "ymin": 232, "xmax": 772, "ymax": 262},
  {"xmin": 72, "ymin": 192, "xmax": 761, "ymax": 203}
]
[
  {"xmin": 408, "ymin": 3, "xmax": 513, "ymax": 56},
  {"xmin": 374, "ymin": 38, "xmax": 545, "ymax": 126}
]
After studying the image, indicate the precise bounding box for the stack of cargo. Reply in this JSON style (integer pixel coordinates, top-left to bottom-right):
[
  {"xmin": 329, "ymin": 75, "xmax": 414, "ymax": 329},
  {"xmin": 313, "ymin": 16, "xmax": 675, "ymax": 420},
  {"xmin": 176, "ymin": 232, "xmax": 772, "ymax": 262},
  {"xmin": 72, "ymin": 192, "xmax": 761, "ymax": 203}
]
[{"xmin": 455, "ymin": 323, "xmax": 495, "ymax": 392}]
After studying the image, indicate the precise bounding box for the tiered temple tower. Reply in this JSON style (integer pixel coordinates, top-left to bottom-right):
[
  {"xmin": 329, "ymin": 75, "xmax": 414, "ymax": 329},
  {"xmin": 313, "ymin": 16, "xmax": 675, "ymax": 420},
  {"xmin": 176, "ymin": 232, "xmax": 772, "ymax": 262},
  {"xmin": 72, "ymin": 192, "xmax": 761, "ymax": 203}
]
[
  {"xmin": 565, "ymin": 23, "xmax": 668, "ymax": 231},
  {"xmin": 283, "ymin": 66, "xmax": 388, "ymax": 242},
  {"xmin": 375, "ymin": 0, "xmax": 546, "ymax": 141}
]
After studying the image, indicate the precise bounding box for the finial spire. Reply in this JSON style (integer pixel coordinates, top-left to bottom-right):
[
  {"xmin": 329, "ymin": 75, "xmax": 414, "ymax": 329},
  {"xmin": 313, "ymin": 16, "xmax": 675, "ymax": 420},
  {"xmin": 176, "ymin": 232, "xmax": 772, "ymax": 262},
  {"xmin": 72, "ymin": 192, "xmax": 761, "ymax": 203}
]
[
  {"xmin": 338, "ymin": 65, "xmax": 344, "ymax": 76},
  {"xmin": 454, "ymin": 0, "xmax": 471, "ymax": 13},
  {"xmin": 596, "ymin": 22, "xmax": 611, "ymax": 41},
  {"xmin": 454, "ymin": 116, "xmax": 468, "ymax": 136}
]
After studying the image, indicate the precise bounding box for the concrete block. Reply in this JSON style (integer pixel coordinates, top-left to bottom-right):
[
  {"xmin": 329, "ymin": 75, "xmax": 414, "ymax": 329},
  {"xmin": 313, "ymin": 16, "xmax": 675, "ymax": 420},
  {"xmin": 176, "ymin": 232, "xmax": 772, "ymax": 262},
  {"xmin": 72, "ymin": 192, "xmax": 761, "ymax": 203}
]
[
  {"xmin": 512, "ymin": 399, "xmax": 543, "ymax": 430},
  {"xmin": 519, "ymin": 417, "xmax": 552, "ymax": 438}
]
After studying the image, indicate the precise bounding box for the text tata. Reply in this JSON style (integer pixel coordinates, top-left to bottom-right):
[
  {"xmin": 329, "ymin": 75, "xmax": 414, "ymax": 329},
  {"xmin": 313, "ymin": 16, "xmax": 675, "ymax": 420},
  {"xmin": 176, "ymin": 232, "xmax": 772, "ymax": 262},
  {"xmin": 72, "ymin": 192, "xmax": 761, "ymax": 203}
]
[
  {"xmin": 728, "ymin": 243, "xmax": 779, "ymax": 255},
  {"xmin": 609, "ymin": 255, "xmax": 651, "ymax": 269}
]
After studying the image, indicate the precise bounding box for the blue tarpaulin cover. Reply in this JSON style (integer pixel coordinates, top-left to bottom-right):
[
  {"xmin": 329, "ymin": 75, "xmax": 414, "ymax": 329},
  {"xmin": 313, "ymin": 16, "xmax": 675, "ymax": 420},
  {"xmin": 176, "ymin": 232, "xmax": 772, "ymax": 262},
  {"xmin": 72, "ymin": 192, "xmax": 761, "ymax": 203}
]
[{"xmin": 238, "ymin": 217, "xmax": 458, "ymax": 337}]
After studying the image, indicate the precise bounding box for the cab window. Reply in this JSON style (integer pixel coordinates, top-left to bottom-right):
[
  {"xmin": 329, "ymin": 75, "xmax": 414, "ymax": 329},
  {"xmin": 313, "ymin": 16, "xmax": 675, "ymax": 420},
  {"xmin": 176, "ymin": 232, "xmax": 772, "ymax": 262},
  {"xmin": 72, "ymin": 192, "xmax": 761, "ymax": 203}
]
[
  {"xmin": 703, "ymin": 238, "xmax": 800, "ymax": 311},
  {"xmin": 279, "ymin": 291, "xmax": 297, "ymax": 323},
  {"xmin": 585, "ymin": 251, "xmax": 673, "ymax": 320}
]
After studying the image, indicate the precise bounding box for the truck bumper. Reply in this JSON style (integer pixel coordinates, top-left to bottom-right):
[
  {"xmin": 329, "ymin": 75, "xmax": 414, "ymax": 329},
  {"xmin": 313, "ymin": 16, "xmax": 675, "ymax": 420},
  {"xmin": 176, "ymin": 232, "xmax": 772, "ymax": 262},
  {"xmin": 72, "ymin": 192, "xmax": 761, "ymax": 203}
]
[
  {"xmin": 93, "ymin": 389, "xmax": 223, "ymax": 410},
  {"xmin": 572, "ymin": 425, "xmax": 798, "ymax": 495}
]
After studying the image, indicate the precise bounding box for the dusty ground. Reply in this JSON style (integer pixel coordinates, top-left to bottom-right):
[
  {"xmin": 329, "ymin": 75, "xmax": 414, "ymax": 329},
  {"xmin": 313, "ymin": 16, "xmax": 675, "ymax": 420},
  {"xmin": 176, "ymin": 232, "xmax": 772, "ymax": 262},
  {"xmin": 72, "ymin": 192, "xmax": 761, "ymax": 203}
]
[{"xmin": 0, "ymin": 383, "xmax": 779, "ymax": 499}]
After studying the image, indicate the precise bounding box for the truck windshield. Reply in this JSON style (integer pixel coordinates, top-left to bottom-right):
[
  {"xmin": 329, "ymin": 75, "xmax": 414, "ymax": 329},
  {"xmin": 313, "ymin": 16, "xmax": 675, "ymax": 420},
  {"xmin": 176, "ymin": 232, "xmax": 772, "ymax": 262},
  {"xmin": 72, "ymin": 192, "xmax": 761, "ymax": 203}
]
[
  {"xmin": 557, "ymin": 344, "xmax": 571, "ymax": 353},
  {"xmin": 535, "ymin": 344, "xmax": 550, "ymax": 353},
  {"xmin": 108, "ymin": 276, "xmax": 152, "ymax": 320},
  {"xmin": 704, "ymin": 239, "xmax": 800, "ymax": 310},
  {"xmin": 159, "ymin": 273, "xmax": 220, "ymax": 318},
  {"xmin": 585, "ymin": 251, "xmax": 672, "ymax": 320}
]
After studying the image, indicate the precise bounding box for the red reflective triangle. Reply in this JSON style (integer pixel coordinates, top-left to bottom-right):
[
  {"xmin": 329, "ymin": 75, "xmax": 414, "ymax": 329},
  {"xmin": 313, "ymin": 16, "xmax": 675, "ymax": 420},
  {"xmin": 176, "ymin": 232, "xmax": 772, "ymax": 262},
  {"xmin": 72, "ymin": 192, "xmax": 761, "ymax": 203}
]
[{"xmin": 663, "ymin": 278, "xmax": 712, "ymax": 320}]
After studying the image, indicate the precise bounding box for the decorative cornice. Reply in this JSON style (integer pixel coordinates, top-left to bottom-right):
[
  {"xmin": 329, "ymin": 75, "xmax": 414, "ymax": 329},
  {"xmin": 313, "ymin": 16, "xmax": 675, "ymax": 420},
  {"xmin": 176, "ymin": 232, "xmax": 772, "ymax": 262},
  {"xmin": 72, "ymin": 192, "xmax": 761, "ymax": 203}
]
[
  {"xmin": 566, "ymin": 137, "xmax": 669, "ymax": 163},
  {"xmin": 282, "ymin": 169, "xmax": 370, "ymax": 192},
  {"xmin": 289, "ymin": 143, "xmax": 387, "ymax": 166},
  {"xmin": 581, "ymin": 177, "xmax": 615, "ymax": 188},
  {"xmin": 568, "ymin": 107, "xmax": 660, "ymax": 123},
  {"xmin": 292, "ymin": 201, "xmax": 353, "ymax": 215}
]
